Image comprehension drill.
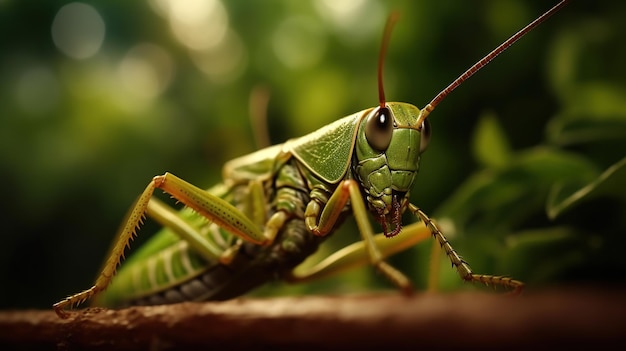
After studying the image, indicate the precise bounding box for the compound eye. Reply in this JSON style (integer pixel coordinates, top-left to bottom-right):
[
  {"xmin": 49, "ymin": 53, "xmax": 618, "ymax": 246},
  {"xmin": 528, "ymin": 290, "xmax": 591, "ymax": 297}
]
[
  {"xmin": 419, "ymin": 118, "xmax": 431, "ymax": 153},
  {"xmin": 365, "ymin": 107, "xmax": 394, "ymax": 151}
]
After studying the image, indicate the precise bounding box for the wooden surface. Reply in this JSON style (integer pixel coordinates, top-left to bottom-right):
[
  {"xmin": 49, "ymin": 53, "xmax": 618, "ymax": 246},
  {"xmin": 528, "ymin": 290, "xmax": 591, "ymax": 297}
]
[{"xmin": 1, "ymin": 287, "xmax": 625, "ymax": 350}]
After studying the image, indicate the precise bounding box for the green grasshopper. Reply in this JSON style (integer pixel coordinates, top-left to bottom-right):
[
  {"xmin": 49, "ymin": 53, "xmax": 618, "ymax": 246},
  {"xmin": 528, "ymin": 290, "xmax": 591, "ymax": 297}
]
[{"xmin": 54, "ymin": 1, "xmax": 568, "ymax": 317}]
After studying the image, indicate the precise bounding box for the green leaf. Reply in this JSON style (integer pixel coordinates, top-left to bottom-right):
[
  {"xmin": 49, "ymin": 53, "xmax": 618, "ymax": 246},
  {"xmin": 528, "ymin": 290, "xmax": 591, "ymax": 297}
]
[
  {"xmin": 437, "ymin": 147, "xmax": 599, "ymax": 228},
  {"xmin": 547, "ymin": 156, "xmax": 626, "ymax": 219},
  {"xmin": 500, "ymin": 226, "xmax": 585, "ymax": 284},
  {"xmin": 563, "ymin": 83, "xmax": 626, "ymax": 122},
  {"xmin": 547, "ymin": 116, "xmax": 626, "ymax": 146},
  {"xmin": 472, "ymin": 111, "xmax": 512, "ymax": 169},
  {"xmin": 513, "ymin": 147, "xmax": 599, "ymax": 182}
]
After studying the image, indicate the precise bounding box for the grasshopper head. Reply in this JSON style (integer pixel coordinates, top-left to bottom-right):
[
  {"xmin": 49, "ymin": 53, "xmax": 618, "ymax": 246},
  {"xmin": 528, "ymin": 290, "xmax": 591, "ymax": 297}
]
[
  {"xmin": 352, "ymin": 0, "xmax": 567, "ymax": 237},
  {"xmin": 353, "ymin": 102, "xmax": 430, "ymax": 237}
]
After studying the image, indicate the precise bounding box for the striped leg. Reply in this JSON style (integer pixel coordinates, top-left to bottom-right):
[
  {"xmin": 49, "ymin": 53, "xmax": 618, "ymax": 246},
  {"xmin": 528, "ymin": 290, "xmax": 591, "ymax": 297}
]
[{"xmin": 408, "ymin": 204, "xmax": 524, "ymax": 294}]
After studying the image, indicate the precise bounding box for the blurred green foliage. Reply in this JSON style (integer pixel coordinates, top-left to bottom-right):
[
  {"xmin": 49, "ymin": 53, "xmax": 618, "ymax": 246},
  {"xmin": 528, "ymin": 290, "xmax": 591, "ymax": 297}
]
[{"xmin": 0, "ymin": 1, "xmax": 624, "ymax": 309}]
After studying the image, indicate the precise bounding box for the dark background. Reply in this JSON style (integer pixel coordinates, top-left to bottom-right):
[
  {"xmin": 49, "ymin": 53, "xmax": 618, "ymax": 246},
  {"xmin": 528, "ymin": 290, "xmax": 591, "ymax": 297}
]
[{"xmin": 1, "ymin": 0, "xmax": 624, "ymax": 310}]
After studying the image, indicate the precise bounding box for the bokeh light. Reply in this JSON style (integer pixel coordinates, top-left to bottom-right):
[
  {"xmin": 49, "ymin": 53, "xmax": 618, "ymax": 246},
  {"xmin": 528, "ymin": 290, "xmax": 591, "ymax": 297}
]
[
  {"xmin": 51, "ymin": 3, "xmax": 106, "ymax": 60},
  {"xmin": 272, "ymin": 16, "xmax": 327, "ymax": 70},
  {"xmin": 167, "ymin": 0, "xmax": 229, "ymax": 52},
  {"xmin": 189, "ymin": 29, "xmax": 247, "ymax": 83},
  {"xmin": 148, "ymin": 0, "xmax": 240, "ymax": 83},
  {"xmin": 14, "ymin": 66, "xmax": 59, "ymax": 116},
  {"xmin": 118, "ymin": 43, "xmax": 175, "ymax": 102},
  {"xmin": 314, "ymin": 0, "xmax": 385, "ymax": 45}
]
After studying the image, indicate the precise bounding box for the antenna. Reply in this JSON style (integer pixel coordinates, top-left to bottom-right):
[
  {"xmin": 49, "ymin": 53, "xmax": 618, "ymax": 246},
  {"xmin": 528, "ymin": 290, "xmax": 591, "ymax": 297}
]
[
  {"xmin": 416, "ymin": 0, "xmax": 569, "ymax": 126},
  {"xmin": 378, "ymin": 12, "xmax": 400, "ymax": 109}
]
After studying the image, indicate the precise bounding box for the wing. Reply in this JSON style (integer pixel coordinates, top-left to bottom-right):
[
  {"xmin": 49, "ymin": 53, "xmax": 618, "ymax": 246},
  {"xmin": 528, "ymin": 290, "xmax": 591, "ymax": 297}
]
[{"xmin": 285, "ymin": 109, "xmax": 369, "ymax": 184}]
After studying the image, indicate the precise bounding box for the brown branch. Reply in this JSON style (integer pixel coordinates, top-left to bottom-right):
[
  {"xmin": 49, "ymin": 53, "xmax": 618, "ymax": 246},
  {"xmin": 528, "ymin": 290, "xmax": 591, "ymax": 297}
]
[{"xmin": 1, "ymin": 287, "xmax": 625, "ymax": 350}]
